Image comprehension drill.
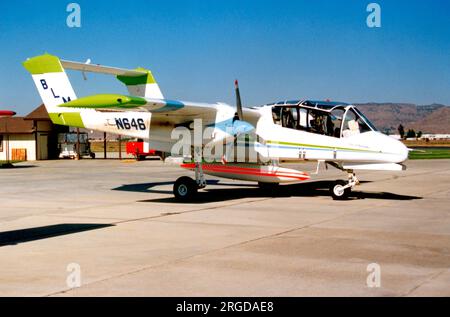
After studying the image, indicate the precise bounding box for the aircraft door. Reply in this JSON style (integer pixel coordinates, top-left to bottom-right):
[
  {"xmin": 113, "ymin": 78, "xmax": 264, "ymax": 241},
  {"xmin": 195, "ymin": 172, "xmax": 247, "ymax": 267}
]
[
  {"xmin": 280, "ymin": 107, "xmax": 297, "ymax": 129},
  {"xmin": 329, "ymin": 108, "xmax": 345, "ymax": 138}
]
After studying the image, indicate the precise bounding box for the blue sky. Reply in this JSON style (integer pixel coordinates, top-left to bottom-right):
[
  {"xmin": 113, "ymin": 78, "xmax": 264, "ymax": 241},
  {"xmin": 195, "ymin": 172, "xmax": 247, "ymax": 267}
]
[{"xmin": 0, "ymin": 0, "xmax": 449, "ymax": 115}]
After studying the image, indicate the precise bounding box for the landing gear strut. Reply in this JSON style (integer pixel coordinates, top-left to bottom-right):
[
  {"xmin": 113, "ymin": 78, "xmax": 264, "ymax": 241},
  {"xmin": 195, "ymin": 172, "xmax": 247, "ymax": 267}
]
[{"xmin": 330, "ymin": 172, "xmax": 359, "ymax": 200}]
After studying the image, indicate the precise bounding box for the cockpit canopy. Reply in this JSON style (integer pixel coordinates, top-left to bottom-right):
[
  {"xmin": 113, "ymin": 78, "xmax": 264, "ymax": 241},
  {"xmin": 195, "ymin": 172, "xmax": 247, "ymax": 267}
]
[{"xmin": 260, "ymin": 100, "xmax": 377, "ymax": 138}]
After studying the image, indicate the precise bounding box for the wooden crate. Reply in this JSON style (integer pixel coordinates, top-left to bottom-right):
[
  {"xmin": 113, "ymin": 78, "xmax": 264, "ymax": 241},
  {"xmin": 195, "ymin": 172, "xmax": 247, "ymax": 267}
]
[{"xmin": 11, "ymin": 148, "xmax": 27, "ymax": 161}]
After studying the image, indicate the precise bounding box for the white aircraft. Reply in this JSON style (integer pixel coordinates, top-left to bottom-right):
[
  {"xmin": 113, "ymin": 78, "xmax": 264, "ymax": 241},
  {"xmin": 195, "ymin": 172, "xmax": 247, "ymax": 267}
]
[{"xmin": 23, "ymin": 54, "xmax": 408, "ymax": 201}]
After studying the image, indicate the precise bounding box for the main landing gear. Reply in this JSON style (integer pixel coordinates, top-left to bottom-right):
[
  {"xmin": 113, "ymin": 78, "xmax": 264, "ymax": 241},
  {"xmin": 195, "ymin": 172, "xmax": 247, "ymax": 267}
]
[
  {"xmin": 330, "ymin": 172, "xmax": 359, "ymax": 200},
  {"xmin": 173, "ymin": 161, "xmax": 206, "ymax": 202},
  {"xmin": 173, "ymin": 160, "xmax": 360, "ymax": 201}
]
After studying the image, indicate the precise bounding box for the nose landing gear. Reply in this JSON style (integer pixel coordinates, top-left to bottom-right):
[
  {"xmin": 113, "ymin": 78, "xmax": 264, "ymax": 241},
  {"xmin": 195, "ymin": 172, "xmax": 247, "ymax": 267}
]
[{"xmin": 330, "ymin": 172, "xmax": 359, "ymax": 200}]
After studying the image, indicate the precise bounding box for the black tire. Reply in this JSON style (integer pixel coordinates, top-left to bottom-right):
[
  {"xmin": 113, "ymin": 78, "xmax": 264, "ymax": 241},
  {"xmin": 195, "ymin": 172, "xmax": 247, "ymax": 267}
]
[
  {"xmin": 174, "ymin": 177, "xmax": 198, "ymax": 201},
  {"xmin": 330, "ymin": 180, "xmax": 351, "ymax": 200}
]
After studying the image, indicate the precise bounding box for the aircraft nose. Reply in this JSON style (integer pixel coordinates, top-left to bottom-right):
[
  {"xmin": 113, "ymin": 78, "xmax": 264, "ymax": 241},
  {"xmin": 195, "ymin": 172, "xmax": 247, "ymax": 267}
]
[
  {"xmin": 397, "ymin": 140, "xmax": 409, "ymax": 162},
  {"xmin": 379, "ymin": 133, "xmax": 409, "ymax": 163}
]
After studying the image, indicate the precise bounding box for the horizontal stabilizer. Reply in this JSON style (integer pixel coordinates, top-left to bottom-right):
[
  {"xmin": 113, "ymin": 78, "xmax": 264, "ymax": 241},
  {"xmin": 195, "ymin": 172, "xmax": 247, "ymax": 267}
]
[
  {"xmin": 61, "ymin": 60, "xmax": 147, "ymax": 77},
  {"xmin": 61, "ymin": 59, "xmax": 164, "ymax": 99}
]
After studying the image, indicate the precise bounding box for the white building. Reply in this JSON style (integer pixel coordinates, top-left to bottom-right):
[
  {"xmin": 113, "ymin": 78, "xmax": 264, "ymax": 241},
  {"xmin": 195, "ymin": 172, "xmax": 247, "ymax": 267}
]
[{"xmin": 0, "ymin": 105, "xmax": 67, "ymax": 161}]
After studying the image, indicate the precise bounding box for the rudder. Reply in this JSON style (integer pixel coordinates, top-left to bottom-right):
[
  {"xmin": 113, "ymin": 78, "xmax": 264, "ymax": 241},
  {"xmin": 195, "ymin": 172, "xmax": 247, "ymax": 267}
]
[{"xmin": 23, "ymin": 54, "xmax": 83, "ymax": 127}]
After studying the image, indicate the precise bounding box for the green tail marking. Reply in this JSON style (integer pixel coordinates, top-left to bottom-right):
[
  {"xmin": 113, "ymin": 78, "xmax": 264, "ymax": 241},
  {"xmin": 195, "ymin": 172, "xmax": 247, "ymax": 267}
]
[
  {"xmin": 23, "ymin": 53, "xmax": 64, "ymax": 75},
  {"xmin": 117, "ymin": 68, "xmax": 156, "ymax": 86},
  {"xmin": 49, "ymin": 112, "xmax": 85, "ymax": 128}
]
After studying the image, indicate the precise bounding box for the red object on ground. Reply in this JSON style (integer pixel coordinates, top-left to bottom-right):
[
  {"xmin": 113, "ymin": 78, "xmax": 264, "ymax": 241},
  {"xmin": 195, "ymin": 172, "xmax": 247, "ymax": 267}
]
[
  {"xmin": 0, "ymin": 110, "xmax": 16, "ymax": 117},
  {"xmin": 126, "ymin": 141, "xmax": 156, "ymax": 158}
]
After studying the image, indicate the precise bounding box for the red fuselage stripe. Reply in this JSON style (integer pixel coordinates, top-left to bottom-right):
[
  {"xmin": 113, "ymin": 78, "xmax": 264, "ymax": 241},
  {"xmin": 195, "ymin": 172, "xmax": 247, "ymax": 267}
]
[
  {"xmin": 181, "ymin": 163, "xmax": 309, "ymax": 175},
  {"xmin": 180, "ymin": 164, "xmax": 310, "ymax": 180}
]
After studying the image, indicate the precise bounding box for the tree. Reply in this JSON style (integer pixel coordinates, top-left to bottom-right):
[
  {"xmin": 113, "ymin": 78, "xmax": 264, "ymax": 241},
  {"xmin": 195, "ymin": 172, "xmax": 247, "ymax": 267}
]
[
  {"xmin": 398, "ymin": 124, "xmax": 405, "ymax": 139},
  {"xmin": 417, "ymin": 131, "xmax": 423, "ymax": 139},
  {"xmin": 406, "ymin": 129, "xmax": 416, "ymax": 139}
]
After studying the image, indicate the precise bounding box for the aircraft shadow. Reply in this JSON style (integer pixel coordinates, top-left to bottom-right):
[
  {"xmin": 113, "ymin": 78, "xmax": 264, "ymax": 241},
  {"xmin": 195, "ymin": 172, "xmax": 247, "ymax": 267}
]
[
  {"xmin": 0, "ymin": 223, "xmax": 114, "ymax": 247},
  {"xmin": 134, "ymin": 180, "xmax": 422, "ymax": 204},
  {"xmin": 0, "ymin": 164, "xmax": 37, "ymax": 169},
  {"xmin": 113, "ymin": 180, "xmax": 255, "ymax": 195}
]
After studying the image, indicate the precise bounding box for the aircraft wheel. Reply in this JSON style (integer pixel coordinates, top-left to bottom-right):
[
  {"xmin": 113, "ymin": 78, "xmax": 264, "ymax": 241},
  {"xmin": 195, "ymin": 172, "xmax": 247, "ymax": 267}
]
[
  {"xmin": 174, "ymin": 177, "xmax": 198, "ymax": 201},
  {"xmin": 330, "ymin": 180, "xmax": 351, "ymax": 200}
]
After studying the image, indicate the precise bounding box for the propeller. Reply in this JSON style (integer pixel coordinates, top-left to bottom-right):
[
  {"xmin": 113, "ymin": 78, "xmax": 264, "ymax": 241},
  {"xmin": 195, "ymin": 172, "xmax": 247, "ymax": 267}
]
[
  {"xmin": 234, "ymin": 79, "xmax": 244, "ymax": 121},
  {"xmin": 204, "ymin": 80, "xmax": 270, "ymax": 164}
]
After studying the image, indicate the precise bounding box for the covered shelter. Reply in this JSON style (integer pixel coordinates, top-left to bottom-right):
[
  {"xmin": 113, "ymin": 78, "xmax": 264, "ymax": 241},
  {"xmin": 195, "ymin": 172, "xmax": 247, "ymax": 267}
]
[{"xmin": 0, "ymin": 105, "xmax": 68, "ymax": 161}]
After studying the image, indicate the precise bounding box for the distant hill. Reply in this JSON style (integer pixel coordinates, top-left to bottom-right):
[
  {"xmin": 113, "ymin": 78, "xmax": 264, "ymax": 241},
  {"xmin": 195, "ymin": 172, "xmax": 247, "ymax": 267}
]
[{"xmin": 355, "ymin": 103, "xmax": 450, "ymax": 134}]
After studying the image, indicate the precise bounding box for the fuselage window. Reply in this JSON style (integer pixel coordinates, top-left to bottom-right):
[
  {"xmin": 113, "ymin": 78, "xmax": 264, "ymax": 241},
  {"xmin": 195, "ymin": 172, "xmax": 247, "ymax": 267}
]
[
  {"xmin": 309, "ymin": 111, "xmax": 327, "ymax": 135},
  {"xmin": 272, "ymin": 106, "xmax": 344, "ymax": 138},
  {"xmin": 299, "ymin": 108, "xmax": 308, "ymax": 129},
  {"xmin": 281, "ymin": 107, "xmax": 296, "ymax": 129},
  {"xmin": 329, "ymin": 109, "xmax": 345, "ymax": 137}
]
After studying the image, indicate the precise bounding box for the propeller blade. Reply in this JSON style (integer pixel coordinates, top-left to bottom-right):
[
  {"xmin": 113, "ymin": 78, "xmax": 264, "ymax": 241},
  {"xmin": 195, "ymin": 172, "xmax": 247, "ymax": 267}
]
[{"xmin": 235, "ymin": 79, "xmax": 244, "ymax": 121}]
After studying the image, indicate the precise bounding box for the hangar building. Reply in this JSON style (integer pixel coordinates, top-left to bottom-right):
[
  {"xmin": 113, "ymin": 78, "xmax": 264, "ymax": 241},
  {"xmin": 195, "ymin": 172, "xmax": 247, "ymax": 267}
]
[{"xmin": 0, "ymin": 105, "xmax": 67, "ymax": 161}]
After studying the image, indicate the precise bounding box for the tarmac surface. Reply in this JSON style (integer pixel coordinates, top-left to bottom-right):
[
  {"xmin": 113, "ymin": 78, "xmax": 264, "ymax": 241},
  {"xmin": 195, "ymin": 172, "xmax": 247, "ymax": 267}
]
[{"xmin": 0, "ymin": 159, "xmax": 449, "ymax": 296}]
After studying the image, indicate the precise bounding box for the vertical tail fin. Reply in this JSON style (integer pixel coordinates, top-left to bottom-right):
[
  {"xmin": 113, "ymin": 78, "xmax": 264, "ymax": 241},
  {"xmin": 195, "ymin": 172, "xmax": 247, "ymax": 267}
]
[
  {"xmin": 23, "ymin": 54, "xmax": 77, "ymax": 111},
  {"xmin": 23, "ymin": 54, "xmax": 84, "ymax": 128}
]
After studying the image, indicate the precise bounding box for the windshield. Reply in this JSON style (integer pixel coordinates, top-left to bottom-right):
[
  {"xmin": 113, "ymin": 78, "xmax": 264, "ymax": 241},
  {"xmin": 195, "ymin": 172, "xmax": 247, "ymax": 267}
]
[
  {"xmin": 271, "ymin": 104, "xmax": 378, "ymax": 138},
  {"xmin": 342, "ymin": 108, "xmax": 377, "ymax": 138},
  {"xmin": 353, "ymin": 107, "xmax": 378, "ymax": 131}
]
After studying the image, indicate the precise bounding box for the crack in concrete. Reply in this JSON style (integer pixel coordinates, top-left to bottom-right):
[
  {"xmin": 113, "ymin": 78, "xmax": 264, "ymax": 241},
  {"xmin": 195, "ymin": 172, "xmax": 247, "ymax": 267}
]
[{"xmin": 402, "ymin": 268, "xmax": 450, "ymax": 297}]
